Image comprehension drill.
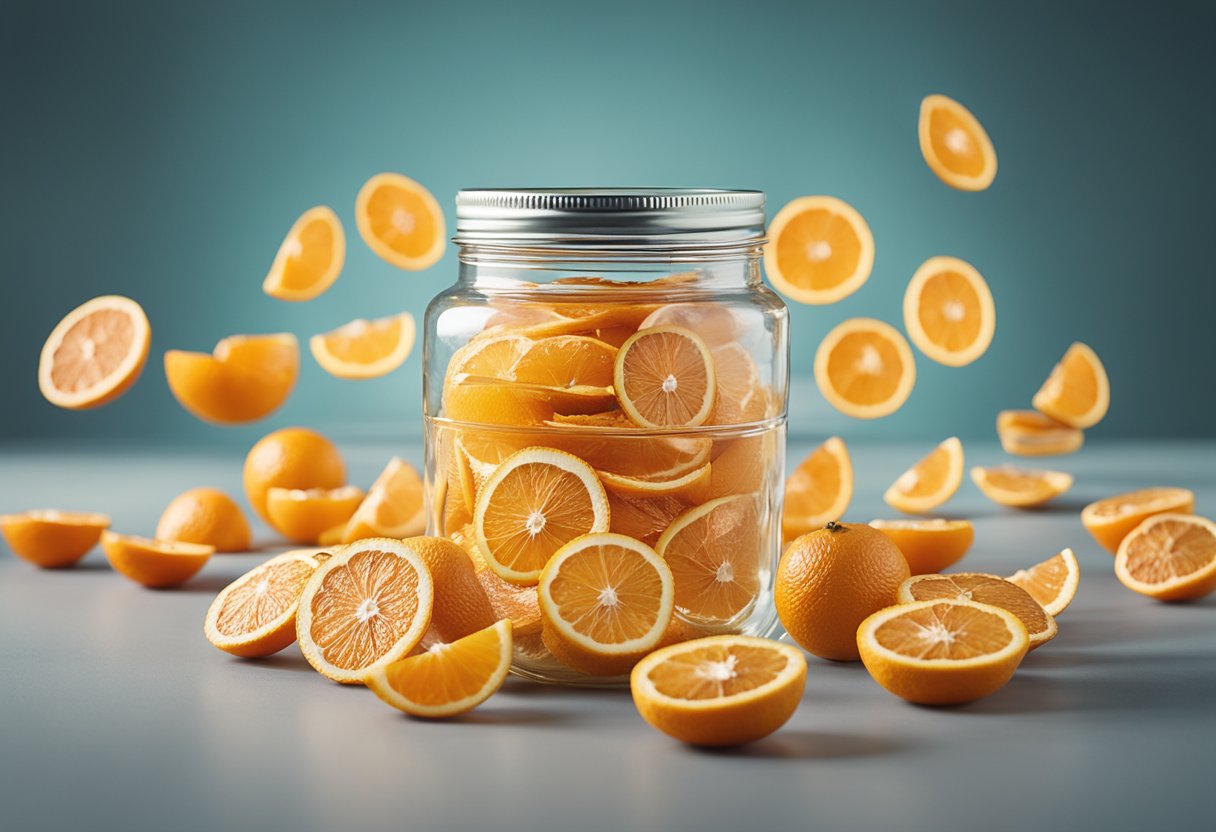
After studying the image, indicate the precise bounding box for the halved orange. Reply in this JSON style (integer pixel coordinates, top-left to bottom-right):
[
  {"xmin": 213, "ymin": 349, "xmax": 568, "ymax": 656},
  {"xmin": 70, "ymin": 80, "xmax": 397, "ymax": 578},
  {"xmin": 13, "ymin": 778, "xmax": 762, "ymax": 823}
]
[
  {"xmin": 538, "ymin": 533, "xmax": 675, "ymax": 677},
  {"xmin": 266, "ymin": 485, "xmax": 365, "ymax": 544},
  {"xmin": 310, "ymin": 313, "xmax": 415, "ymax": 379},
  {"xmin": 869, "ymin": 519, "xmax": 974, "ymax": 575},
  {"xmin": 243, "ymin": 427, "xmax": 347, "ymax": 524},
  {"xmin": 1081, "ymin": 487, "xmax": 1195, "ymax": 554},
  {"xmin": 656, "ymin": 495, "xmax": 761, "ymax": 624},
  {"xmin": 342, "ymin": 457, "xmax": 426, "ymax": 543},
  {"xmin": 0, "ymin": 510, "xmax": 110, "ymax": 568},
  {"xmin": 903, "ymin": 256, "xmax": 995, "ymax": 367},
  {"xmin": 295, "ymin": 538, "xmax": 434, "ymax": 684},
  {"xmin": 203, "ymin": 549, "xmax": 324, "ymax": 657},
  {"xmin": 1115, "ymin": 514, "xmax": 1216, "ymax": 602},
  {"xmin": 164, "ymin": 333, "xmax": 299, "ymax": 424},
  {"xmin": 996, "ymin": 410, "xmax": 1084, "ymax": 457},
  {"xmin": 614, "ymin": 326, "xmax": 716, "ymax": 428},
  {"xmin": 366, "ymin": 619, "xmax": 513, "ymax": 718},
  {"xmin": 883, "ymin": 437, "xmax": 964, "ymax": 514},
  {"xmin": 971, "ymin": 466, "xmax": 1073, "ymax": 508},
  {"xmin": 764, "ymin": 195, "xmax": 874, "ymax": 305},
  {"xmin": 1032, "ymin": 342, "xmax": 1110, "ymax": 429},
  {"xmin": 262, "ymin": 205, "xmax": 345, "ymax": 301},
  {"xmin": 101, "ymin": 531, "xmax": 214, "ymax": 588},
  {"xmin": 1007, "ymin": 548, "xmax": 1079, "ymax": 616},
  {"xmin": 38, "ymin": 295, "xmax": 151, "ymax": 410},
  {"xmin": 783, "ymin": 436, "xmax": 853, "ymax": 541},
  {"xmin": 919, "ymin": 94, "xmax": 998, "ymax": 191},
  {"xmin": 155, "ymin": 488, "xmax": 251, "ymax": 553},
  {"xmin": 355, "ymin": 172, "xmax": 445, "ymax": 270},
  {"xmin": 898, "ymin": 573, "xmax": 1057, "ymax": 648},
  {"xmin": 814, "ymin": 318, "xmax": 916, "ymax": 419}
]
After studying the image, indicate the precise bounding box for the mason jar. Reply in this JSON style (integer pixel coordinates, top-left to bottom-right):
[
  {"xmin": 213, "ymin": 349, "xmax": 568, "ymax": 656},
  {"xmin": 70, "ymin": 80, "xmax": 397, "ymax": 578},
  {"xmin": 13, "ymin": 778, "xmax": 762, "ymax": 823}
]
[{"xmin": 422, "ymin": 188, "xmax": 788, "ymax": 684}]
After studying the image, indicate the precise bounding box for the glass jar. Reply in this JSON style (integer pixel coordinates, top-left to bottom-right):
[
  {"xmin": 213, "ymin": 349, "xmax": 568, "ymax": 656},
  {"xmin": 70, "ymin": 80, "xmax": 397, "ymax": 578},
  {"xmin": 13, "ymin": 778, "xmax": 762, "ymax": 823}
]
[{"xmin": 422, "ymin": 188, "xmax": 788, "ymax": 684}]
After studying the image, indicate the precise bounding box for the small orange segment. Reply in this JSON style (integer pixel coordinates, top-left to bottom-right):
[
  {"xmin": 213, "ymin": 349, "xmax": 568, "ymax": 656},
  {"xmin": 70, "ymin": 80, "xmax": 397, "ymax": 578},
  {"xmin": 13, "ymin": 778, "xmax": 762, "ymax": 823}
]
[
  {"xmin": 997, "ymin": 410, "xmax": 1084, "ymax": 457},
  {"xmin": 39, "ymin": 295, "xmax": 151, "ymax": 410},
  {"xmin": 0, "ymin": 510, "xmax": 110, "ymax": 568},
  {"xmin": 903, "ymin": 256, "xmax": 995, "ymax": 367},
  {"xmin": 764, "ymin": 196, "xmax": 875, "ymax": 305},
  {"xmin": 1032, "ymin": 342, "xmax": 1110, "ymax": 429},
  {"xmin": 919, "ymin": 94, "xmax": 998, "ymax": 191},
  {"xmin": 783, "ymin": 436, "xmax": 853, "ymax": 541},
  {"xmin": 164, "ymin": 333, "xmax": 299, "ymax": 425},
  {"xmin": 342, "ymin": 457, "xmax": 426, "ymax": 543},
  {"xmin": 203, "ymin": 549, "xmax": 325, "ymax": 657},
  {"xmin": 266, "ymin": 486, "xmax": 365, "ymax": 545},
  {"xmin": 869, "ymin": 519, "xmax": 974, "ymax": 575},
  {"xmin": 155, "ymin": 488, "xmax": 251, "ymax": 552},
  {"xmin": 101, "ymin": 531, "xmax": 214, "ymax": 588},
  {"xmin": 262, "ymin": 205, "xmax": 345, "ymax": 301},
  {"xmin": 898, "ymin": 573, "xmax": 1057, "ymax": 648},
  {"xmin": 971, "ymin": 465, "xmax": 1073, "ymax": 508},
  {"xmin": 883, "ymin": 437, "xmax": 964, "ymax": 514},
  {"xmin": 1081, "ymin": 487, "xmax": 1195, "ymax": 554},
  {"xmin": 1115, "ymin": 514, "xmax": 1216, "ymax": 602},
  {"xmin": 814, "ymin": 318, "xmax": 916, "ymax": 419},
  {"xmin": 355, "ymin": 172, "xmax": 445, "ymax": 271},
  {"xmin": 310, "ymin": 313, "xmax": 416, "ymax": 380},
  {"xmin": 614, "ymin": 326, "xmax": 716, "ymax": 428},
  {"xmin": 1007, "ymin": 548, "xmax": 1080, "ymax": 616}
]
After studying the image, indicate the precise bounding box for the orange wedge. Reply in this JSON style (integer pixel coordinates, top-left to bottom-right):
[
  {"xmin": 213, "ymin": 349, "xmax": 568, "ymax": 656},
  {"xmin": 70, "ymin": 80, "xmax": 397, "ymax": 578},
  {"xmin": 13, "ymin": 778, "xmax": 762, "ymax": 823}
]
[
  {"xmin": 1007, "ymin": 548, "xmax": 1080, "ymax": 616},
  {"xmin": 203, "ymin": 549, "xmax": 325, "ymax": 657},
  {"xmin": 919, "ymin": 94, "xmax": 998, "ymax": 191},
  {"xmin": 1081, "ymin": 487, "xmax": 1195, "ymax": 554},
  {"xmin": 310, "ymin": 313, "xmax": 415, "ymax": 380},
  {"xmin": 366, "ymin": 619, "xmax": 513, "ymax": 718},
  {"xmin": 155, "ymin": 488, "xmax": 251, "ymax": 552},
  {"xmin": 903, "ymin": 256, "xmax": 995, "ymax": 367},
  {"xmin": 783, "ymin": 436, "xmax": 853, "ymax": 540},
  {"xmin": 295, "ymin": 538, "xmax": 434, "ymax": 684},
  {"xmin": 764, "ymin": 196, "xmax": 874, "ymax": 305},
  {"xmin": 101, "ymin": 532, "xmax": 214, "ymax": 588},
  {"xmin": 355, "ymin": 172, "xmax": 445, "ymax": 270},
  {"xmin": 243, "ymin": 427, "xmax": 347, "ymax": 524},
  {"xmin": 265, "ymin": 485, "xmax": 364, "ymax": 544},
  {"xmin": 262, "ymin": 206, "xmax": 345, "ymax": 301},
  {"xmin": 164, "ymin": 333, "xmax": 299, "ymax": 424},
  {"xmin": 869, "ymin": 519, "xmax": 974, "ymax": 575},
  {"xmin": 1115, "ymin": 514, "xmax": 1216, "ymax": 602},
  {"xmin": 631, "ymin": 635, "xmax": 807, "ymax": 746},
  {"xmin": 898, "ymin": 572, "xmax": 1057, "ymax": 648},
  {"xmin": 614, "ymin": 326, "xmax": 715, "ymax": 428},
  {"xmin": 342, "ymin": 457, "xmax": 426, "ymax": 543},
  {"xmin": 883, "ymin": 437, "xmax": 964, "ymax": 514},
  {"xmin": 0, "ymin": 510, "xmax": 110, "ymax": 568},
  {"xmin": 814, "ymin": 318, "xmax": 916, "ymax": 419},
  {"xmin": 38, "ymin": 295, "xmax": 151, "ymax": 410},
  {"xmin": 656, "ymin": 495, "xmax": 761, "ymax": 624},
  {"xmin": 405, "ymin": 536, "xmax": 496, "ymax": 645},
  {"xmin": 1032, "ymin": 342, "xmax": 1110, "ymax": 429},
  {"xmin": 538, "ymin": 533, "xmax": 675, "ymax": 677},
  {"xmin": 971, "ymin": 466, "xmax": 1073, "ymax": 508},
  {"xmin": 996, "ymin": 410, "xmax": 1084, "ymax": 457}
]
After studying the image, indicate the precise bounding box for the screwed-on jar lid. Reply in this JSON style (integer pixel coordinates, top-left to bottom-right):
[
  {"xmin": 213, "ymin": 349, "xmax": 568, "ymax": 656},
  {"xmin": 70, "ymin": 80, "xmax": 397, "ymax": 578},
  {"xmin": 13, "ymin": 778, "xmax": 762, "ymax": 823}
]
[{"xmin": 453, "ymin": 188, "xmax": 765, "ymax": 250}]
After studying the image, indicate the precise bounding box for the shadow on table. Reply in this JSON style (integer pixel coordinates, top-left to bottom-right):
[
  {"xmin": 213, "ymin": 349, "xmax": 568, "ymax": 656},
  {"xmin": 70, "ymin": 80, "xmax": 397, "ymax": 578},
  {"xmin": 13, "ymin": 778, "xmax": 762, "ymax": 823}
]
[{"xmin": 695, "ymin": 729, "xmax": 909, "ymax": 761}]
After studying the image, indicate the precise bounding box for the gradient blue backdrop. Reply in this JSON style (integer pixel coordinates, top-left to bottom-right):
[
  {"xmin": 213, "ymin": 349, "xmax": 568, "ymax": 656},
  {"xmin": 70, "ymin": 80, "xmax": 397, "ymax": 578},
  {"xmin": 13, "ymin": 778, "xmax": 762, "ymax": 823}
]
[{"xmin": 2, "ymin": 0, "xmax": 1213, "ymax": 448}]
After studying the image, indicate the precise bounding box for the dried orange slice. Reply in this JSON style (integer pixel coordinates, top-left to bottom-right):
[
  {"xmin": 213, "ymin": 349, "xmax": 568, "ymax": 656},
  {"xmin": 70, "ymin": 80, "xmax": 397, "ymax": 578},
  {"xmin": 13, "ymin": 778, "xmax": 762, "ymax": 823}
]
[
  {"xmin": 764, "ymin": 195, "xmax": 874, "ymax": 305},
  {"xmin": 164, "ymin": 333, "xmax": 299, "ymax": 424},
  {"xmin": 342, "ymin": 457, "xmax": 426, "ymax": 543},
  {"xmin": 814, "ymin": 318, "xmax": 916, "ymax": 419},
  {"xmin": 899, "ymin": 572, "xmax": 1057, "ymax": 648},
  {"xmin": 38, "ymin": 295, "xmax": 151, "ymax": 410},
  {"xmin": 858, "ymin": 599, "xmax": 1026, "ymax": 705},
  {"xmin": 919, "ymin": 94, "xmax": 998, "ymax": 191},
  {"xmin": 101, "ymin": 532, "xmax": 214, "ymax": 588},
  {"xmin": 366, "ymin": 619, "xmax": 513, "ymax": 718},
  {"xmin": 473, "ymin": 447, "xmax": 610, "ymax": 585},
  {"xmin": 512, "ymin": 335, "xmax": 617, "ymax": 388},
  {"xmin": 203, "ymin": 549, "xmax": 324, "ymax": 657},
  {"xmin": 971, "ymin": 466, "xmax": 1073, "ymax": 508},
  {"xmin": 869, "ymin": 519, "xmax": 974, "ymax": 575},
  {"xmin": 1115, "ymin": 514, "xmax": 1216, "ymax": 602},
  {"xmin": 657, "ymin": 495, "xmax": 761, "ymax": 624},
  {"xmin": 883, "ymin": 437, "xmax": 964, "ymax": 514},
  {"xmin": 266, "ymin": 485, "xmax": 365, "ymax": 544},
  {"xmin": 538, "ymin": 533, "xmax": 675, "ymax": 677},
  {"xmin": 262, "ymin": 206, "xmax": 345, "ymax": 301},
  {"xmin": 155, "ymin": 488, "xmax": 251, "ymax": 552},
  {"xmin": 355, "ymin": 172, "xmax": 445, "ymax": 270},
  {"xmin": 243, "ymin": 427, "xmax": 346, "ymax": 523},
  {"xmin": 614, "ymin": 326, "xmax": 715, "ymax": 428},
  {"xmin": 996, "ymin": 410, "xmax": 1084, "ymax": 457},
  {"xmin": 405, "ymin": 535, "xmax": 496, "ymax": 644},
  {"xmin": 903, "ymin": 256, "xmax": 995, "ymax": 367},
  {"xmin": 1032, "ymin": 342, "xmax": 1110, "ymax": 429},
  {"xmin": 442, "ymin": 379, "xmax": 556, "ymax": 426},
  {"xmin": 783, "ymin": 436, "xmax": 853, "ymax": 541},
  {"xmin": 1081, "ymin": 487, "xmax": 1194, "ymax": 554},
  {"xmin": 1007, "ymin": 548, "xmax": 1079, "ymax": 616},
  {"xmin": 310, "ymin": 313, "xmax": 415, "ymax": 379},
  {"xmin": 0, "ymin": 510, "xmax": 110, "ymax": 568},
  {"xmin": 295, "ymin": 538, "xmax": 434, "ymax": 684},
  {"xmin": 631, "ymin": 635, "xmax": 807, "ymax": 746}
]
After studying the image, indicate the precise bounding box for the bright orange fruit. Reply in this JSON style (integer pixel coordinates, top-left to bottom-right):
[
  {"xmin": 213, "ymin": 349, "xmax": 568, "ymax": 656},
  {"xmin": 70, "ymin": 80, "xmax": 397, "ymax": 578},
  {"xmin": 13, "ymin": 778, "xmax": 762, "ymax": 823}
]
[
  {"xmin": 164, "ymin": 333, "xmax": 299, "ymax": 424},
  {"xmin": 262, "ymin": 205, "xmax": 345, "ymax": 301},
  {"xmin": 1007, "ymin": 548, "xmax": 1079, "ymax": 616},
  {"xmin": 883, "ymin": 437, "xmax": 964, "ymax": 514},
  {"xmin": 919, "ymin": 94, "xmax": 998, "ymax": 191},
  {"xmin": 903, "ymin": 256, "xmax": 995, "ymax": 367},
  {"xmin": 342, "ymin": 457, "xmax": 426, "ymax": 543},
  {"xmin": 814, "ymin": 318, "xmax": 916, "ymax": 419},
  {"xmin": 614, "ymin": 326, "xmax": 716, "ymax": 428},
  {"xmin": 101, "ymin": 532, "xmax": 214, "ymax": 588},
  {"xmin": 783, "ymin": 436, "xmax": 853, "ymax": 540},
  {"xmin": 1081, "ymin": 487, "xmax": 1195, "ymax": 554},
  {"xmin": 898, "ymin": 573, "xmax": 1057, "ymax": 649},
  {"xmin": 657, "ymin": 495, "xmax": 762, "ymax": 624},
  {"xmin": 38, "ymin": 295, "xmax": 151, "ymax": 410},
  {"xmin": 355, "ymin": 172, "xmax": 445, "ymax": 270},
  {"xmin": 971, "ymin": 466, "xmax": 1073, "ymax": 508},
  {"xmin": 869, "ymin": 519, "xmax": 974, "ymax": 575},
  {"xmin": 1115, "ymin": 514, "xmax": 1216, "ymax": 602},
  {"xmin": 155, "ymin": 488, "xmax": 251, "ymax": 552},
  {"xmin": 996, "ymin": 410, "xmax": 1084, "ymax": 457},
  {"xmin": 764, "ymin": 196, "xmax": 874, "ymax": 305},
  {"xmin": 203, "ymin": 549, "xmax": 325, "ymax": 657},
  {"xmin": 310, "ymin": 313, "xmax": 415, "ymax": 379},
  {"xmin": 0, "ymin": 510, "xmax": 110, "ymax": 568},
  {"xmin": 1032, "ymin": 342, "xmax": 1110, "ymax": 429},
  {"xmin": 243, "ymin": 427, "xmax": 346, "ymax": 524},
  {"xmin": 265, "ymin": 486, "xmax": 364, "ymax": 545}
]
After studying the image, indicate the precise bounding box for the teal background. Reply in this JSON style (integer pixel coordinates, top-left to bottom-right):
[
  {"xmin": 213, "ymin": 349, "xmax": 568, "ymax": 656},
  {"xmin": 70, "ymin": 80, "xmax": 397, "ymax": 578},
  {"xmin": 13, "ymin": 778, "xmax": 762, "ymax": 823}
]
[{"xmin": 2, "ymin": 0, "xmax": 1213, "ymax": 447}]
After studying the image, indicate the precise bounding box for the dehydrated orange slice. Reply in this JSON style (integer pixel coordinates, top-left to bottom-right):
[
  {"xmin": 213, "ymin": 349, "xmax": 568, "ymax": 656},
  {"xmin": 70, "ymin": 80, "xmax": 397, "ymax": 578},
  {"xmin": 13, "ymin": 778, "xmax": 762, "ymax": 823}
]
[
  {"xmin": 814, "ymin": 318, "xmax": 916, "ymax": 419},
  {"xmin": 266, "ymin": 485, "xmax": 365, "ymax": 544},
  {"xmin": 1032, "ymin": 342, "xmax": 1110, "ymax": 429},
  {"xmin": 342, "ymin": 457, "xmax": 426, "ymax": 543},
  {"xmin": 919, "ymin": 94, "xmax": 997, "ymax": 191},
  {"xmin": 656, "ymin": 495, "xmax": 761, "ymax": 624},
  {"xmin": 1007, "ymin": 548, "xmax": 1079, "ymax": 616},
  {"xmin": 783, "ymin": 436, "xmax": 853, "ymax": 541},
  {"xmin": 203, "ymin": 549, "xmax": 325, "ymax": 657},
  {"xmin": 996, "ymin": 410, "xmax": 1084, "ymax": 457},
  {"xmin": 971, "ymin": 466, "xmax": 1073, "ymax": 508},
  {"xmin": 614, "ymin": 326, "xmax": 715, "ymax": 428},
  {"xmin": 101, "ymin": 532, "xmax": 214, "ymax": 588},
  {"xmin": 164, "ymin": 333, "xmax": 299, "ymax": 424},
  {"xmin": 899, "ymin": 572, "xmax": 1056, "ymax": 648},
  {"xmin": 310, "ymin": 313, "xmax": 415, "ymax": 379},
  {"xmin": 1115, "ymin": 514, "xmax": 1216, "ymax": 602},
  {"xmin": 883, "ymin": 437, "xmax": 964, "ymax": 514},
  {"xmin": 1081, "ymin": 487, "xmax": 1194, "ymax": 554},
  {"xmin": 869, "ymin": 518, "xmax": 974, "ymax": 575},
  {"xmin": 355, "ymin": 172, "xmax": 445, "ymax": 271},
  {"xmin": 0, "ymin": 510, "xmax": 110, "ymax": 568},
  {"xmin": 38, "ymin": 295, "xmax": 151, "ymax": 410},
  {"xmin": 903, "ymin": 256, "xmax": 995, "ymax": 367},
  {"xmin": 764, "ymin": 196, "xmax": 874, "ymax": 305},
  {"xmin": 262, "ymin": 206, "xmax": 345, "ymax": 301}
]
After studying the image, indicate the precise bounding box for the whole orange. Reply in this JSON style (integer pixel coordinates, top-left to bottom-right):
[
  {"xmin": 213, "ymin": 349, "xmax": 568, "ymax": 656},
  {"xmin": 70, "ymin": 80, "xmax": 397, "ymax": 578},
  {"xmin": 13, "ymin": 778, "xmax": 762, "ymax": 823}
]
[
  {"xmin": 243, "ymin": 428, "xmax": 346, "ymax": 523},
  {"xmin": 776, "ymin": 521, "xmax": 910, "ymax": 661}
]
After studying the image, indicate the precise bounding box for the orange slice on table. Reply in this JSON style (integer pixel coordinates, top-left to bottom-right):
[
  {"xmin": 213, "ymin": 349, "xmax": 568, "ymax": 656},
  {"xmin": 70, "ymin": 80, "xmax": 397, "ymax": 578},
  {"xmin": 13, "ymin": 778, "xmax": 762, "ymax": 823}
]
[
  {"xmin": 310, "ymin": 313, "xmax": 415, "ymax": 379},
  {"xmin": 1115, "ymin": 514, "xmax": 1216, "ymax": 602},
  {"xmin": 898, "ymin": 572, "xmax": 1057, "ymax": 648},
  {"xmin": 295, "ymin": 538, "xmax": 434, "ymax": 684},
  {"xmin": 0, "ymin": 510, "xmax": 110, "ymax": 568},
  {"xmin": 996, "ymin": 410, "xmax": 1084, "ymax": 457},
  {"xmin": 156, "ymin": 488, "xmax": 251, "ymax": 553},
  {"xmin": 165, "ymin": 333, "xmax": 299, "ymax": 424},
  {"xmin": 883, "ymin": 437, "xmax": 964, "ymax": 514},
  {"xmin": 538, "ymin": 533, "xmax": 675, "ymax": 677},
  {"xmin": 630, "ymin": 635, "xmax": 807, "ymax": 746},
  {"xmin": 203, "ymin": 549, "xmax": 325, "ymax": 657},
  {"xmin": 869, "ymin": 519, "xmax": 974, "ymax": 575},
  {"xmin": 764, "ymin": 195, "xmax": 874, "ymax": 305},
  {"xmin": 814, "ymin": 318, "xmax": 916, "ymax": 419},
  {"xmin": 473, "ymin": 447, "xmax": 610, "ymax": 585},
  {"xmin": 405, "ymin": 535, "xmax": 496, "ymax": 645},
  {"xmin": 366, "ymin": 619, "xmax": 514, "ymax": 718},
  {"xmin": 919, "ymin": 94, "xmax": 998, "ymax": 191},
  {"xmin": 783, "ymin": 436, "xmax": 853, "ymax": 541},
  {"xmin": 341, "ymin": 457, "xmax": 426, "ymax": 543},
  {"xmin": 614, "ymin": 326, "xmax": 716, "ymax": 428},
  {"xmin": 971, "ymin": 465, "xmax": 1073, "ymax": 508},
  {"xmin": 243, "ymin": 427, "xmax": 346, "ymax": 524},
  {"xmin": 1007, "ymin": 547, "xmax": 1079, "ymax": 616},
  {"xmin": 262, "ymin": 205, "xmax": 345, "ymax": 301},
  {"xmin": 1081, "ymin": 487, "xmax": 1195, "ymax": 554},
  {"xmin": 101, "ymin": 531, "xmax": 214, "ymax": 588},
  {"xmin": 1032, "ymin": 342, "xmax": 1110, "ymax": 429},
  {"xmin": 38, "ymin": 295, "xmax": 151, "ymax": 410},
  {"xmin": 266, "ymin": 485, "xmax": 365, "ymax": 544},
  {"xmin": 858, "ymin": 599, "xmax": 1027, "ymax": 705},
  {"xmin": 355, "ymin": 172, "xmax": 445, "ymax": 271},
  {"xmin": 903, "ymin": 256, "xmax": 995, "ymax": 367}
]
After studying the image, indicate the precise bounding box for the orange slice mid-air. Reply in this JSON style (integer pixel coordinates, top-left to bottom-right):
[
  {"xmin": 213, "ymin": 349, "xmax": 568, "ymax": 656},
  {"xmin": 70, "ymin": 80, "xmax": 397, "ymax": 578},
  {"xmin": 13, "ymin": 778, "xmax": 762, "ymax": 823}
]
[
  {"xmin": 265, "ymin": 485, "xmax": 365, "ymax": 544},
  {"xmin": 1115, "ymin": 514, "xmax": 1216, "ymax": 602},
  {"xmin": 341, "ymin": 456, "xmax": 426, "ymax": 543},
  {"xmin": 898, "ymin": 572, "xmax": 1057, "ymax": 648},
  {"xmin": 38, "ymin": 295, "xmax": 151, "ymax": 410},
  {"xmin": 155, "ymin": 487, "xmax": 251, "ymax": 553},
  {"xmin": 0, "ymin": 510, "xmax": 110, "ymax": 568},
  {"xmin": 1081, "ymin": 487, "xmax": 1195, "ymax": 554},
  {"xmin": 783, "ymin": 436, "xmax": 853, "ymax": 541},
  {"xmin": 164, "ymin": 333, "xmax": 299, "ymax": 424},
  {"xmin": 883, "ymin": 437, "xmax": 964, "ymax": 514},
  {"xmin": 996, "ymin": 410, "xmax": 1084, "ymax": 457},
  {"xmin": 903, "ymin": 256, "xmax": 995, "ymax": 367},
  {"xmin": 1007, "ymin": 548, "xmax": 1080, "ymax": 616},
  {"xmin": 1032, "ymin": 342, "xmax": 1110, "ymax": 429},
  {"xmin": 971, "ymin": 465, "xmax": 1073, "ymax": 508},
  {"xmin": 869, "ymin": 518, "xmax": 974, "ymax": 575},
  {"xmin": 614, "ymin": 326, "xmax": 716, "ymax": 428},
  {"xmin": 355, "ymin": 172, "xmax": 445, "ymax": 271},
  {"xmin": 262, "ymin": 205, "xmax": 345, "ymax": 301},
  {"xmin": 814, "ymin": 318, "xmax": 916, "ymax": 419},
  {"xmin": 764, "ymin": 195, "xmax": 874, "ymax": 305},
  {"xmin": 203, "ymin": 549, "xmax": 325, "ymax": 657},
  {"xmin": 310, "ymin": 313, "xmax": 416, "ymax": 380},
  {"xmin": 919, "ymin": 94, "xmax": 998, "ymax": 192},
  {"xmin": 101, "ymin": 531, "xmax": 215, "ymax": 588}
]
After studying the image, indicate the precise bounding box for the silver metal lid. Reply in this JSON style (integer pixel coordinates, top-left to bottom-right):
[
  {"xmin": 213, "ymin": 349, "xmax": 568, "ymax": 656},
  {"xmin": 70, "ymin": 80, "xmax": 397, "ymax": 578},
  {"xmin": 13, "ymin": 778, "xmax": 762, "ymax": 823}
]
[{"xmin": 453, "ymin": 188, "xmax": 765, "ymax": 250}]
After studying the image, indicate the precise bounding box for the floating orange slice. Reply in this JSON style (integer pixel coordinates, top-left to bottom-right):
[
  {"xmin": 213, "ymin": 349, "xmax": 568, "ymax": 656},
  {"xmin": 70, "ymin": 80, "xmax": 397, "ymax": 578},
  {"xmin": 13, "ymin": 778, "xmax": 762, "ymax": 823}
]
[
  {"xmin": 38, "ymin": 295, "xmax": 151, "ymax": 410},
  {"xmin": 1115, "ymin": 514, "xmax": 1216, "ymax": 602},
  {"xmin": 262, "ymin": 206, "xmax": 345, "ymax": 301},
  {"xmin": 656, "ymin": 495, "xmax": 761, "ymax": 624},
  {"xmin": 0, "ymin": 510, "xmax": 110, "ymax": 568},
  {"xmin": 903, "ymin": 256, "xmax": 995, "ymax": 367},
  {"xmin": 614, "ymin": 326, "xmax": 715, "ymax": 428},
  {"xmin": 155, "ymin": 488, "xmax": 251, "ymax": 553},
  {"xmin": 342, "ymin": 457, "xmax": 426, "ymax": 543},
  {"xmin": 996, "ymin": 410, "xmax": 1084, "ymax": 457},
  {"xmin": 764, "ymin": 196, "xmax": 874, "ymax": 305},
  {"xmin": 783, "ymin": 436, "xmax": 853, "ymax": 541},
  {"xmin": 919, "ymin": 94, "xmax": 998, "ymax": 191},
  {"xmin": 1007, "ymin": 548, "xmax": 1079, "ymax": 616},
  {"xmin": 355, "ymin": 172, "xmax": 445, "ymax": 271},
  {"xmin": 1032, "ymin": 342, "xmax": 1110, "ymax": 429},
  {"xmin": 883, "ymin": 437, "xmax": 964, "ymax": 514},
  {"xmin": 266, "ymin": 485, "xmax": 365, "ymax": 544},
  {"xmin": 898, "ymin": 572, "xmax": 1057, "ymax": 648},
  {"xmin": 869, "ymin": 518, "xmax": 974, "ymax": 575},
  {"xmin": 164, "ymin": 333, "xmax": 299, "ymax": 424},
  {"xmin": 1081, "ymin": 487, "xmax": 1195, "ymax": 554},
  {"xmin": 310, "ymin": 313, "xmax": 415, "ymax": 379},
  {"xmin": 814, "ymin": 318, "xmax": 916, "ymax": 419},
  {"xmin": 203, "ymin": 549, "xmax": 325, "ymax": 657},
  {"xmin": 101, "ymin": 531, "xmax": 214, "ymax": 588},
  {"xmin": 971, "ymin": 466, "xmax": 1073, "ymax": 508}
]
